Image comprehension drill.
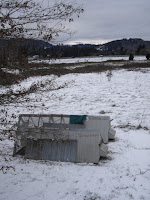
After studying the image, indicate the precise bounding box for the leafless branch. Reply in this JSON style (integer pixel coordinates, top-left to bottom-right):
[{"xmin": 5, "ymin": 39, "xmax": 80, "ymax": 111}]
[{"xmin": 0, "ymin": 0, "xmax": 84, "ymax": 41}]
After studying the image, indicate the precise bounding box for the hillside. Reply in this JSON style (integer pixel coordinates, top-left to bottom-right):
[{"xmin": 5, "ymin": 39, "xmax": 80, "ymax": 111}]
[
  {"xmin": 0, "ymin": 38, "xmax": 150, "ymax": 60},
  {"xmin": 98, "ymin": 38, "xmax": 150, "ymax": 55}
]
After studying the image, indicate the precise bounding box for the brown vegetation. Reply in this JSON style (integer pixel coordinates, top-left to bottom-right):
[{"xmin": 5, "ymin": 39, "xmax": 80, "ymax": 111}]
[{"xmin": 1, "ymin": 60, "xmax": 150, "ymax": 86}]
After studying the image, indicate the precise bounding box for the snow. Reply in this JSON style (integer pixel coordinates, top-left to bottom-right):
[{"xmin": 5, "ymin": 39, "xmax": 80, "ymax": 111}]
[
  {"xmin": 31, "ymin": 55, "xmax": 147, "ymax": 64},
  {"xmin": 0, "ymin": 68, "xmax": 150, "ymax": 200},
  {"xmin": 1, "ymin": 68, "xmax": 20, "ymax": 75},
  {"xmin": 0, "ymin": 75, "xmax": 57, "ymax": 95}
]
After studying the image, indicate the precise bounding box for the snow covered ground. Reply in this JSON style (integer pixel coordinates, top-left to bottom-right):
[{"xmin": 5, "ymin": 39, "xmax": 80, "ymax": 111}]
[
  {"xmin": 31, "ymin": 55, "xmax": 146, "ymax": 64},
  {"xmin": 0, "ymin": 68, "xmax": 150, "ymax": 200}
]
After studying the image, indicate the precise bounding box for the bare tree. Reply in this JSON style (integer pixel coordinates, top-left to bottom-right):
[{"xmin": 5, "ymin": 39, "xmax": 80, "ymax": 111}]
[{"xmin": 0, "ymin": 0, "xmax": 84, "ymax": 41}]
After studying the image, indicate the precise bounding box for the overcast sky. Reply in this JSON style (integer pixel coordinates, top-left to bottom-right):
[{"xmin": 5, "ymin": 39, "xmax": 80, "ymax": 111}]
[{"xmin": 59, "ymin": 0, "xmax": 150, "ymax": 45}]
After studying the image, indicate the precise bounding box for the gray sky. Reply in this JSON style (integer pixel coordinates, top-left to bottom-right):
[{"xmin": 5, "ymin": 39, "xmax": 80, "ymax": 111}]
[{"xmin": 60, "ymin": 0, "xmax": 150, "ymax": 44}]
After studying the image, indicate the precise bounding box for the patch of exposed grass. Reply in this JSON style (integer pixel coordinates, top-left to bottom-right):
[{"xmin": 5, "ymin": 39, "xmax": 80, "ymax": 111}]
[
  {"xmin": 0, "ymin": 68, "xmax": 21, "ymax": 86},
  {"xmin": 0, "ymin": 61, "xmax": 150, "ymax": 86},
  {"xmin": 103, "ymin": 59, "xmax": 126, "ymax": 63}
]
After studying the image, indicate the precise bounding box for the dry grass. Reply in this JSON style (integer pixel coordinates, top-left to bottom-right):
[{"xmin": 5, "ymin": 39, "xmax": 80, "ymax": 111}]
[{"xmin": 0, "ymin": 60, "xmax": 150, "ymax": 86}]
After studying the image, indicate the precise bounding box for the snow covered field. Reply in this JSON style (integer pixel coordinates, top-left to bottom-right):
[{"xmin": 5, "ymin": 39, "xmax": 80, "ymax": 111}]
[
  {"xmin": 31, "ymin": 55, "xmax": 146, "ymax": 64},
  {"xmin": 0, "ymin": 68, "xmax": 150, "ymax": 200}
]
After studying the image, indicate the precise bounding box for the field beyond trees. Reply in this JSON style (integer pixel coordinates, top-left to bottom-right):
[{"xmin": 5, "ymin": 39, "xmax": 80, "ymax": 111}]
[{"xmin": 0, "ymin": 57, "xmax": 150, "ymax": 86}]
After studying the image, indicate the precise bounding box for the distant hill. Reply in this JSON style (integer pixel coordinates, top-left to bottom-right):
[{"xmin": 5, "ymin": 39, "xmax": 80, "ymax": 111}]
[
  {"xmin": 0, "ymin": 38, "xmax": 52, "ymax": 48},
  {"xmin": 0, "ymin": 38, "xmax": 150, "ymax": 60},
  {"xmin": 0, "ymin": 38, "xmax": 52, "ymax": 61},
  {"xmin": 0, "ymin": 38, "xmax": 52, "ymax": 55},
  {"xmin": 97, "ymin": 38, "xmax": 150, "ymax": 55}
]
